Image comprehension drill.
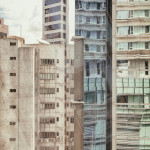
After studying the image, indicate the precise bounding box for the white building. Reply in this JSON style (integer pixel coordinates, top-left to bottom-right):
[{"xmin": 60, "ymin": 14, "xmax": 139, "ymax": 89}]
[{"xmin": 42, "ymin": 0, "xmax": 75, "ymax": 45}]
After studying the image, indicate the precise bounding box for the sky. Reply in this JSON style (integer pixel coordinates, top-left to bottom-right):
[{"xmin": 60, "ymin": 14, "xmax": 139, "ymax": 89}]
[{"xmin": 0, "ymin": 0, "xmax": 42, "ymax": 44}]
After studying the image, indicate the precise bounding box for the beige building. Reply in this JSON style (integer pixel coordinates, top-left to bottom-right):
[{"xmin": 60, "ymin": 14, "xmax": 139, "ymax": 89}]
[
  {"xmin": 0, "ymin": 17, "xmax": 8, "ymax": 39},
  {"xmin": 112, "ymin": 0, "xmax": 150, "ymax": 149},
  {"xmin": 0, "ymin": 38, "xmax": 35, "ymax": 150},
  {"xmin": 0, "ymin": 19, "xmax": 84, "ymax": 150}
]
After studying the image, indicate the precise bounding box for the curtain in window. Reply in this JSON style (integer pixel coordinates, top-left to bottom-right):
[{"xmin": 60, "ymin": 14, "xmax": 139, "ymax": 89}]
[{"xmin": 117, "ymin": 11, "xmax": 129, "ymax": 19}]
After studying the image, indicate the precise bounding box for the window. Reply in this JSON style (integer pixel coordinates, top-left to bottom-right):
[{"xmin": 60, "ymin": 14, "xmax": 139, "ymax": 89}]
[
  {"xmin": 10, "ymin": 73, "xmax": 16, "ymax": 76},
  {"xmin": 63, "ymin": 0, "xmax": 66, "ymax": 4},
  {"xmin": 79, "ymin": 15, "xmax": 82, "ymax": 23},
  {"xmin": 10, "ymin": 105, "xmax": 16, "ymax": 109},
  {"xmin": 128, "ymin": 42, "xmax": 133, "ymax": 50},
  {"xmin": 57, "ymin": 73, "xmax": 59, "ymax": 78},
  {"xmin": 57, "ymin": 88, "xmax": 59, "ymax": 92},
  {"xmin": 40, "ymin": 117, "xmax": 55, "ymax": 124},
  {"xmin": 63, "ymin": 24, "xmax": 66, "ymax": 30},
  {"xmin": 97, "ymin": 3, "xmax": 100, "ymax": 10},
  {"xmin": 86, "ymin": 62, "xmax": 90, "ymax": 76},
  {"xmin": 102, "ymin": 45, "xmax": 106, "ymax": 53},
  {"xmin": 86, "ymin": 2, "xmax": 90, "ymax": 9},
  {"xmin": 85, "ymin": 44, "xmax": 89, "ymax": 51},
  {"xmin": 70, "ymin": 118, "xmax": 74, "ymax": 123},
  {"xmin": 63, "ymin": 7, "xmax": 66, "ymax": 12},
  {"xmin": 10, "ymin": 138, "xmax": 16, "ymax": 141},
  {"xmin": 145, "ymin": 26, "xmax": 149, "ymax": 33},
  {"xmin": 102, "ymin": 16, "xmax": 106, "ymax": 24},
  {"xmin": 10, "ymin": 89, "xmax": 16, "ymax": 92},
  {"xmin": 97, "ymin": 62, "xmax": 100, "ymax": 75},
  {"xmin": 40, "ymin": 147, "xmax": 59, "ymax": 150},
  {"xmin": 45, "ymin": 24, "xmax": 61, "ymax": 31},
  {"xmin": 145, "ymin": 61, "xmax": 149, "ymax": 75},
  {"xmin": 45, "ymin": 0, "xmax": 61, "ymax": 6},
  {"xmin": 10, "ymin": 122, "xmax": 16, "ymax": 125},
  {"xmin": 40, "ymin": 88, "xmax": 55, "ymax": 94},
  {"xmin": 129, "ymin": 26, "xmax": 133, "ymax": 34},
  {"xmin": 57, "ymin": 117, "xmax": 59, "ymax": 121},
  {"xmin": 63, "ymin": 16, "xmax": 66, "ymax": 21},
  {"xmin": 66, "ymin": 59, "xmax": 69, "ymax": 63},
  {"xmin": 10, "ymin": 57, "xmax": 16, "ymax": 60},
  {"xmin": 45, "ymin": 33, "xmax": 61, "ymax": 39},
  {"xmin": 44, "ymin": 103, "xmax": 55, "ymax": 109},
  {"xmin": 57, "ymin": 59, "xmax": 59, "ymax": 63},
  {"xmin": 40, "ymin": 132, "xmax": 56, "ymax": 138},
  {"xmin": 97, "ymin": 31, "xmax": 101, "ymax": 39},
  {"xmin": 57, "ymin": 103, "xmax": 59, "ymax": 107},
  {"xmin": 40, "ymin": 59, "xmax": 55, "ymax": 65},
  {"xmin": 45, "ymin": 15, "xmax": 61, "ymax": 23},
  {"xmin": 10, "ymin": 42, "xmax": 16, "ymax": 46},
  {"xmin": 86, "ymin": 31, "xmax": 90, "ymax": 38},
  {"xmin": 145, "ymin": 42, "xmax": 149, "ymax": 49},
  {"xmin": 45, "ymin": 6, "xmax": 61, "ymax": 14},
  {"xmin": 97, "ymin": 45, "xmax": 101, "ymax": 52},
  {"xmin": 97, "ymin": 17, "xmax": 100, "ymax": 24},
  {"xmin": 145, "ymin": 10, "xmax": 149, "ymax": 17},
  {"xmin": 40, "ymin": 73, "xmax": 55, "ymax": 80},
  {"xmin": 63, "ymin": 33, "xmax": 66, "ymax": 39},
  {"xmin": 129, "ymin": 10, "xmax": 133, "ymax": 18},
  {"xmin": 67, "ymin": 117, "xmax": 69, "ymax": 121},
  {"xmin": 86, "ymin": 17, "xmax": 90, "ymax": 23}
]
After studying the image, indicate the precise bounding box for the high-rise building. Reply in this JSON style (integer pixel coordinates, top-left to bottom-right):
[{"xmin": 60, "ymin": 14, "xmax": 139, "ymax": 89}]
[
  {"xmin": 0, "ymin": 17, "xmax": 85, "ymax": 150},
  {"xmin": 42, "ymin": 0, "xmax": 75, "ymax": 44},
  {"xmin": 112, "ymin": 0, "xmax": 150, "ymax": 149},
  {"xmin": 0, "ymin": 37, "xmax": 35, "ymax": 150},
  {"xmin": 75, "ymin": 1, "xmax": 107, "ymax": 149}
]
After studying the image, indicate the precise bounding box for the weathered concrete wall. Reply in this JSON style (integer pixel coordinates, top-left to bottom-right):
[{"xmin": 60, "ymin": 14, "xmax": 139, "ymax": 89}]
[
  {"xmin": 18, "ymin": 47, "xmax": 35, "ymax": 150},
  {"xmin": 0, "ymin": 39, "xmax": 35, "ymax": 150},
  {"xmin": 73, "ymin": 37, "xmax": 84, "ymax": 150},
  {"xmin": 0, "ymin": 39, "xmax": 19, "ymax": 150}
]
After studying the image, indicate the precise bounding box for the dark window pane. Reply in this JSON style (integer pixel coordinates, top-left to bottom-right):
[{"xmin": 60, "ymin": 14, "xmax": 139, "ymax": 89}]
[
  {"xmin": 45, "ymin": 32, "xmax": 61, "ymax": 39},
  {"xmin": 45, "ymin": 6, "xmax": 61, "ymax": 14},
  {"xmin": 45, "ymin": 24, "xmax": 61, "ymax": 31},
  {"xmin": 45, "ymin": 15, "xmax": 61, "ymax": 23},
  {"xmin": 45, "ymin": 0, "xmax": 61, "ymax": 6}
]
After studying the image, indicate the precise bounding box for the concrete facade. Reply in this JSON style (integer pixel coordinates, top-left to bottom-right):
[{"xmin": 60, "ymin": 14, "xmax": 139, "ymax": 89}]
[
  {"xmin": 0, "ymin": 38, "xmax": 35, "ymax": 150},
  {"xmin": 112, "ymin": 0, "xmax": 150, "ymax": 149},
  {"xmin": 0, "ymin": 30, "xmax": 84, "ymax": 150},
  {"xmin": 42, "ymin": 0, "xmax": 75, "ymax": 45}
]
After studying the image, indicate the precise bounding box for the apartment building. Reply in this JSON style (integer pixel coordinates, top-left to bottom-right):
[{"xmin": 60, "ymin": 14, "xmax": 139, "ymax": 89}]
[
  {"xmin": 75, "ymin": 1, "xmax": 107, "ymax": 149},
  {"xmin": 0, "ymin": 38, "xmax": 35, "ymax": 150},
  {"xmin": 42, "ymin": 0, "xmax": 75, "ymax": 44},
  {"xmin": 112, "ymin": 0, "xmax": 150, "ymax": 149},
  {"xmin": 0, "ymin": 18, "xmax": 84, "ymax": 150}
]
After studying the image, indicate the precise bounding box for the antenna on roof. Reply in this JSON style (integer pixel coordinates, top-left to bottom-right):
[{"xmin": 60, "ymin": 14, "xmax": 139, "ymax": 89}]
[{"xmin": 20, "ymin": 24, "xmax": 22, "ymax": 37}]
